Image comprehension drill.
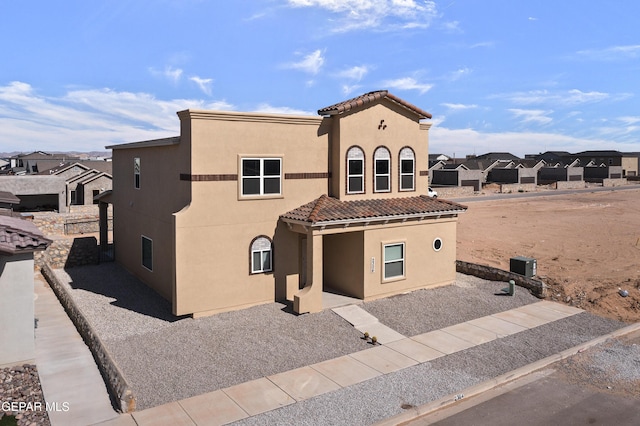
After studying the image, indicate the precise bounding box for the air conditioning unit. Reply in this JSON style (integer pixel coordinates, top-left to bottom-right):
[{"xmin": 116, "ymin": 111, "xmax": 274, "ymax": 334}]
[{"xmin": 510, "ymin": 256, "xmax": 537, "ymax": 277}]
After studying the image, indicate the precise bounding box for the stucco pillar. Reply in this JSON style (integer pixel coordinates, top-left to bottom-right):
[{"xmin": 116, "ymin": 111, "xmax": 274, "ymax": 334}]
[
  {"xmin": 99, "ymin": 201, "xmax": 108, "ymax": 254},
  {"xmin": 294, "ymin": 232, "xmax": 323, "ymax": 314}
]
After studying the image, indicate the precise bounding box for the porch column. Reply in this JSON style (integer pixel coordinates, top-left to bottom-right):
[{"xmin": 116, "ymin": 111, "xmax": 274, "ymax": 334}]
[
  {"xmin": 294, "ymin": 231, "xmax": 323, "ymax": 314},
  {"xmin": 99, "ymin": 201, "xmax": 109, "ymax": 254}
]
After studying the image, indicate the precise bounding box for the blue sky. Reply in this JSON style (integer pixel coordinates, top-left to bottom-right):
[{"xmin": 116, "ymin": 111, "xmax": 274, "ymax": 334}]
[{"xmin": 1, "ymin": 1, "xmax": 639, "ymax": 157}]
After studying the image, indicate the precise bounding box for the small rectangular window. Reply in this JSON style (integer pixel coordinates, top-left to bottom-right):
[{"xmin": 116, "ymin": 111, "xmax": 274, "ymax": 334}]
[
  {"xmin": 241, "ymin": 158, "xmax": 282, "ymax": 196},
  {"xmin": 375, "ymin": 159, "xmax": 390, "ymax": 192},
  {"xmin": 142, "ymin": 236, "xmax": 153, "ymax": 271},
  {"xmin": 347, "ymin": 159, "xmax": 364, "ymax": 193},
  {"xmin": 383, "ymin": 243, "xmax": 405, "ymax": 280},
  {"xmin": 134, "ymin": 158, "xmax": 141, "ymax": 189}
]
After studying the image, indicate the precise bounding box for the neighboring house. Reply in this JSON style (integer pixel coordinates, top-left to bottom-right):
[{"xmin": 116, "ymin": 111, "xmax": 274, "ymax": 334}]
[
  {"xmin": 473, "ymin": 152, "xmax": 521, "ymax": 162},
  {"xmin": 39, "ymin": 162, "xmax": 113, "ymax": 207},
  {"xmin": 431, "ymin": 164, "xmax": 483, "ymax": 191},
  {"xmin": 0, "ymin": 214, "xmax": 51, "ymax": 367},
  {"xmin": 8, "ymin": 151, "xmax": 81, "ymax": 175},
  {"xmin": 461, "ymin": 159, "xmax": 507, "ymax": 184},
  {"xmin": 103, "ymin": 90, "xmax": 467, "ymax": 317},
  {"xmin": 621, "ymin": 153, "xmax": 640, "ymax": 177},
  {"xmin": 0, "ymin": 175, "xmax": 67, "ymax": 213}
]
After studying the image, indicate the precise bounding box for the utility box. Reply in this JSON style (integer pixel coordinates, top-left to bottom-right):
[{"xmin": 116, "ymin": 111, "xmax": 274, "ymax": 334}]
[{"xmin": 510, "ymin": 256, "xmax": 537, "ymax": 277}]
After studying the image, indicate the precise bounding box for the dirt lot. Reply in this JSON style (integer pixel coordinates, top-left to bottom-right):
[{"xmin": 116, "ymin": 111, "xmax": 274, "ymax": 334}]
[{"xmin": 456, "ymin": 187, "xmax": 640, "ymax": 323}]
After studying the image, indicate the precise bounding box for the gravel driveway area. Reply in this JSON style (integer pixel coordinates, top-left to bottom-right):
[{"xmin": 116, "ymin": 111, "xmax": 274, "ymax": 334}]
[{"xmin": 53, "ymin": 264, "xmax": 625, "ymax": 415}]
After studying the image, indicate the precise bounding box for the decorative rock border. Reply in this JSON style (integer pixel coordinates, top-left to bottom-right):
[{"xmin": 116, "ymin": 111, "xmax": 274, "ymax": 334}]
[
  {"xmin": 40, "ymin": 264, "xmax": 136, "ymax": 413},
  {"xmin": 456, "ymin": 260, "xmax": 547, "ymax": 298}
]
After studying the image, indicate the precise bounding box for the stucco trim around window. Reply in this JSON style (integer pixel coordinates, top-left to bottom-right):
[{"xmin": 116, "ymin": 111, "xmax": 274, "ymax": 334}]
[
  {"xmin": 250, "ymin": 235, "xmax": 273, "ymax": 274},
  {"xmin": 346, "ymin": 146, "xmax": 365, "ymax": 194},
  {"xmin": 238, "ymin": 155, "xmax": 284, "ymax": 200}
]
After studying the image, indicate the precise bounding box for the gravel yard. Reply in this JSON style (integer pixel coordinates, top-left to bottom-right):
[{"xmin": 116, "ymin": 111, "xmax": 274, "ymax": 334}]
[{"xmin": 53, "ymin": 264, "xmax": 625, "ymax": 413}]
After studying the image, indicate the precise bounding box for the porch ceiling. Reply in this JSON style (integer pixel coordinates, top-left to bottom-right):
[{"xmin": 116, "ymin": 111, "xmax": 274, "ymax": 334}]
[{"xmin": 280, "ymin": 194, "xmax": 467, "ymax": 228}]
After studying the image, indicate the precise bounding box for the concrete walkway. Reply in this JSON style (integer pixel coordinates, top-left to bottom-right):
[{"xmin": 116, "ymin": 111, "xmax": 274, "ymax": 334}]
[
  {"xmin": 34, "ymin": 276, "xmax": 119, "ymax": 426},
  {"xmin": 93, "ymin": 300, "xmax": 583, "ymax": 426}
]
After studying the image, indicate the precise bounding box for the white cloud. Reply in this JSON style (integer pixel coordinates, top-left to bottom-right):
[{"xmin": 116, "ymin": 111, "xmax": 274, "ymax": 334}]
[
  {"xmin": 149, "ymin": 66, "xmax": 183, "ymax": 83},
  {"xmin": 508, "ymin": 108, "xmax": 553, "ymax": 125},
  {"xmin": 253, "ymin": 103, "xmax": 313, "ymax": 116},
  {"xmin": 189, "ymin": 76, "xmax": 213, "ymax": 96},
  {"xmin": 335, "ymin": 65, "xmax": 369, "ymax": 94},
  {"xmin": 381, "ymin": 77, "xmax": 433, "ymax": 94},
  {"xmin": 441, "ymin": 103, "xmax": 478, "ymax": 111},
  {"xmin": 0, "ymin": 81, "xmax": 233, "ymax": 152},
  {"xmin": 442, "ymin": 20, "xmax": 461, "ymax": 33},
  {"xmin": 447, "ymin": 67, "xmax": 471, "ymax": 81},
  {"xmin": 496, "ymin": 89, "xmax": 611, "ymax": 107},
  {"xmin": 286, "ymin": 0, "xmax": 438, "ymax": 32},
  {"xmin": 576, "ymin": 44, "xmax": 640, "ymax": 61},
  {"xmin": 285, "ymin": 49, "xmax": 325, "ymax": 75}
]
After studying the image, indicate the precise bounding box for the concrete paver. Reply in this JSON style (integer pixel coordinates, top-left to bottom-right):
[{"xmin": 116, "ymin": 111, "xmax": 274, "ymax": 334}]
[
  {"xmin": 268, "ymin": 366, "xmax": 341, "ymax": 401},
  {"xmin": 354, "ymin": 322, "xmax": 406, "ymax": 344},
  {"xmin": 490, "ymin": 309, "xmax": 549, "ymax": 328},
  {"xmin": 222, "ymin": 377, "xmax": 295, "ymax": 416},
  {"xmin": 412, "ymin": 329, "xmax": 477, "ymax": 354},
  {"xmin": 311, "ymin": 355, "xmax": 382, "ymax": 387},
  {"xmin": 332, "ymin": 305, "xmax": 378, "ymax": 328},
  {"xmin": 349, "ymin": 346, "xmax": 418, "ymax": 374},
  {"xmin": 179, "ymin": 390, "xmax": 249, "ymax": 426},
  {"xmin": 131, "ymin": 401, "xmax": 195, "ymax": 426},
  {"xmin": 535, "ymin": 300, "xmax": 583, "ymax": 315},
  {"xmin": 440, "ymin": 322, "xmax": 499, "ymax": 345},
  {"xmin": 385, "ymin": 338, "xmax": 446, "ymax": 363},
  {"xmin": 515, "ymin": 303, "xmax": 572, "ymax": 322},
  {"xmin": 34, "ymin": 278, "xmax": 118, "ymax": 426},
  {"xmin": 467, "ymin": 315, "xmax": 527, "ymax": 338}
]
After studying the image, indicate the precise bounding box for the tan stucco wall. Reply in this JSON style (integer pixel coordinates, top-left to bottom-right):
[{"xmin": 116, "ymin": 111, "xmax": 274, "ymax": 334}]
[
  {"xmin": 622, "ymin": 157, "xmax": 638, "ymax": 176},
  {"xmin": 111, "ymin": 143, "xmax": 190, "ymax": 302},
  {"xmin": 328, "ymin": 100, "xmax": 430, "ymax": 200},
  {"xmin": 172, "ymin": 111, "xmax": 329, "ymax": 316}
]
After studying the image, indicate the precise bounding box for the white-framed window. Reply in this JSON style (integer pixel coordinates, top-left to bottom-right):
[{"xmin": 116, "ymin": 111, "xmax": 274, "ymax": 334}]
[
  {"xmin": 374, "ymin": 147, "xmax": 391, "ymax": 192},
  {"xmin": 141, "ymin": 235, "xmax": 153, "ymax": 271},
  {"xmin": 383, "ymin": 243, "xmax": 405, "ymax": 280},
  {"xmin": 347, "ymin": 146, "xmax": 365, "ymax": 194},
  {"xmin": 241, "ymin": 158, "xmax": 282, "ymax": 196},
  {"xmin": 399, "ymin": 147, "xmax": 415, "ymax": 191},
  {"xmin": 251, "ymin": 236, "xmax": 272, "ymax": 273},
  {"xmin": 134, "ymin": 157, "xmax": 141, "ymax": 189},
  {"xmin": 433, "ymin": 238, "xmax": 443, "ymax": 252}
]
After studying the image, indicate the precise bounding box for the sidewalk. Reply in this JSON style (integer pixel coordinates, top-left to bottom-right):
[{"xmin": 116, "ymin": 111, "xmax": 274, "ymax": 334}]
[
  {"xmin": 34, "ymin": 276, "xmax": 119, "ymax": 426},
  {"xmin": 93, "ymin": 300, "xmax": 587, "ymax": 426}
]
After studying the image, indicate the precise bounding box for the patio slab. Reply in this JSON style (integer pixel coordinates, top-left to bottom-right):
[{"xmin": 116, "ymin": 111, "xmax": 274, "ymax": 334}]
[
  {"xmin": 411, "ymin": 329, "xmax": 477, "ymax": 354},
  {"xmin": 440, "ymin": 322, "xmax": 499, "ymax": 345},
  {"xmin": 467, "ymin": 315, "xmax": 527, "ymax": 338},
  {"xmin": 222, "ymin": 378, "xmax": 295, "ymax": 416},
  {"xmin": 536, "ymin": 300, "xmax": 584, "ymax": 315},
  {"xmin": 178, "ymin": 390, "xmax": 248, "ymax": 425},
  {"xmin": 311, "ymin": 355, "xmax": 381, "ymax": 387},
  {"xmin": 385, "ymin": 338, "xmax": 446, "ymax": 363},
  {"xmin": 268, "ymin": 366, "xmax": 341, "ymax": 401},
  {"xmin": 332, "ymin": 305, "xmax": 379, "ymax": 328},
  {"xmin": 491, "ymin": 309, "xmax": 550, "ymax": 329},
  {"xmin": 515, "ymin": 302, "xmax": 573, "ymax": 322},
  {"xmin": 348, "ymin": 346, "xmax": 418, "ymax": 374},
  {"xmin": 131, "ymin": 402, "xmax": 194, "ymax": 426}
]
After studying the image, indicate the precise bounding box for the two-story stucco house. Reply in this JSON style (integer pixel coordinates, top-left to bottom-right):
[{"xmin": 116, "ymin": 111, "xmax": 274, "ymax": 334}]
[{"xmin": 104, "ymin": 91, "xmax": 466, "ymax": 317}]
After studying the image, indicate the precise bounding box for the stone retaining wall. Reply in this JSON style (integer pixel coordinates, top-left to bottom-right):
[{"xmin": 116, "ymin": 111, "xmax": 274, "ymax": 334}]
[
  {"xmin": 34, "ymin": 237, "xmax": 100, "ymax": 270},
  {"xmin": 499, "ymin": 183, "xmax": 537, "ymax": 193},
  {"xmin": 433, "ymin": 186, "xmax": 475, "ymax": 198},
  {"xmin": 555, "ymin": 181, "xmax": 587, "ymax": 190},
  {"xmin": 41, "ymin": 264, "xmax": 136, "ymax": 413},
  {"xmin": 456, "ymin": 260, "xmax": 547, "ymax": 298},
  {"xmin": 30, "ymin": 207, "xmax": 112, "ymax": 236},
  {"xmin": 603, "ymin": 178, "xmax": 628, "ymax": 187}
]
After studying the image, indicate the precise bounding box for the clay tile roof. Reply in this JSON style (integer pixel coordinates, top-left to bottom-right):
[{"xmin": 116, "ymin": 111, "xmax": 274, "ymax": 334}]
[
  {"xmin": 281, "ymin": 195, "xmax": 466, "ymax": 226},
  {"xmin": 0, "ymin": 215, "xmax": 52, "ymax": 255},
  {"xmin": 317, "ymin": 90, "xmax": 432, "ymax": 119}
]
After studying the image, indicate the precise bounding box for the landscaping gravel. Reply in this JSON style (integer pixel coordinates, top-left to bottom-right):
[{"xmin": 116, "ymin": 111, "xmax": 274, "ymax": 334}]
[{"xmin": 52, "ymin": 264, "xmax": 627, "ymax": 413}]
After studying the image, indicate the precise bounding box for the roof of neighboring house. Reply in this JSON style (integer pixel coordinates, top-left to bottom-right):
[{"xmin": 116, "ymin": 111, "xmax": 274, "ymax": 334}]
[
  {"xmin": 574, "ymin": 150, "xmax": 623, "ymax": 157},
  {"xmin": 77, "ymin": 172, "xmax": 112, "ymax": 185},
  {"xmin": 0, "ymin": 215, "xmax": 51, "ymax": 255},
  {"xmin": 41, "ymin": 160, "xmax": 113, "ymax": 175},
  {"xmin": 317, "ymin": 90, "xmax": 432, "ymax": 119},
  {"xmin": 462, "ymin": 159, "xmax": 502, "ymax": 171},
  {"xmin": 474, "ymin": 152, "xmax": 520, "ymax": 161},
  {"xmin": 0, "ymin": 191, "xmax": 20, "ymax": 205},
  {"xmin": 107, "ymin": 136, "xmax": 180, "ymax": 151},
  {"xmin": 281, "ymin": 195, "xmax": 466, "ymax": 227}
]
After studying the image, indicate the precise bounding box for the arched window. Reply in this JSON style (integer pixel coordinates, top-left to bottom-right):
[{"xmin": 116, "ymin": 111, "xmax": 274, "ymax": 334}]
[
  {"xmin": 250, "ymin": 236, "xmax": 272, "ymax": 274},
  {"xmin": 399, "ymin": 147, "xmax": 415, "ymax": 191},
  {"xmin": 346, "ymin": 146, "xmax": 365, "ymax": 194},
  {"xmin": 374, "ymin": 147, "xmax": 391, "ymax": 192}
]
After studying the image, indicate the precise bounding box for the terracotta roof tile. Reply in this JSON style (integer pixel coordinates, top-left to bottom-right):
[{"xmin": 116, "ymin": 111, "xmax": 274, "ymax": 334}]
[
  {"xmin": 281, "ymin": 195, "xmax": 466, "ymax": 226},
  {"xmin": 317, "ymin": 90, "xmax": 432, "ymax": 119},
  {"xmin": 0, "ymin": 216, "xmax": 51, "ymax": 255}
]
